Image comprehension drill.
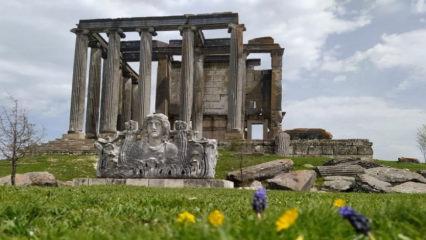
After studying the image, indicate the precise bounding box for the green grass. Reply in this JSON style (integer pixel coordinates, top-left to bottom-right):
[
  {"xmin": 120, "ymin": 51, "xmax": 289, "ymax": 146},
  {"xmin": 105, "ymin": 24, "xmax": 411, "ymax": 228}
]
[
  {"xmin": 0, "ymin": 186, "xmax": 425, "ymax": 240},
  {"xmin": 0, "ymin": 154, "xmax": 97, "ymax": 181}
]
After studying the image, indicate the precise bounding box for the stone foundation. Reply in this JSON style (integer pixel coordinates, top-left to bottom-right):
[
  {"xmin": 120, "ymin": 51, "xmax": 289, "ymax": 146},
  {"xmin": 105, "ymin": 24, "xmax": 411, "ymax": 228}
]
[{"xmin": 73, "ymin": 178, "xmax": 234, "ymax": 188}]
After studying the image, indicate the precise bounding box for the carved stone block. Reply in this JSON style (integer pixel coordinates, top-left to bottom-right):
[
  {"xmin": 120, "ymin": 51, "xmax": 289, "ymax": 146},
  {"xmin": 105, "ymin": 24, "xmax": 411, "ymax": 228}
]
[{"xmin": 95, "ymin": 113, "xmax": 218, "ymax": 179}]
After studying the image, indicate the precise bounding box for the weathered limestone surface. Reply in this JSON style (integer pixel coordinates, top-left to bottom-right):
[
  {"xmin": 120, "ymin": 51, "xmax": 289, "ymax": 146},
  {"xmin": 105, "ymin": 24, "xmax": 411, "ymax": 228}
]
[
  {"xmin": 270, "ymin": 49, "xmax": 283, "ymax": 138},
  {"xmin": 138, "ymin": 28, "xmax": 155, "ymax": 125},
  {"xmin": 68, "ymin": 29, "xmax": 89, "ymax": 134},
  {"xmin": 226, "ymin": 159, "xmax": 293, "ymax": 184},
  {"xmin": 179, "ymin": 25, "xmax": 195, "ymax": 123},
  {"xmin": 285, "ymin": 128, "xmax": 333, "ymax": 140},
  {"xmin": 322, "ymin": 176, "xmax": 355, "ymax": 192},
  {"xmin": 0, "ymin": 172, "xmax": 57, "ymax": 187},
  {"xmin": 397, "ymin": 157, "xmax": 420, "ymax": 164},
  {"xmin": 122, "ymin": 77, "xmax": 132, "ymax": 124},
  {"xmin": 365, "ymin": 167, "xmax": 426, "ymax": 184},
  {"xmin": 85, "ymin": 46, "xmax": 102, "ymax": 138},
  {"xmin": 73, "ymin": 178, "xmax": 234, "ymax": 188},
  {"xmin": 267, "ymin": 170, "xmax": 316, "ymax": 191},
  {"xmin": 95, "ymin": 113, "xmax": 218, "ymax": 179},
  {"xmin": 275, "ymin": 131, "xmax": 291, "ymax": 156},
  {"xmin": 316, "ymin": 165, "xmax": 365, "ymax": 177},
  {"xmin": 156, "ymin": 55, "xmax": 171, "ymax": 114},
  {"xmin": 227, "ymin": 23, "xmax": 245, "ymax": 132},
  {"xmin": 100, "ymin": 30, "xmax": 121, "ymax": 134},
  {"xmin": 355, "ymin": 174, "xmax": 392, "ymax": 193},
  {"xmin": 390, "ymin": 181, "xmax": 426, "ymax": 193},
  {"xmin": 192, "ymin": 48, "xmax": 204, "ymax": 139}
]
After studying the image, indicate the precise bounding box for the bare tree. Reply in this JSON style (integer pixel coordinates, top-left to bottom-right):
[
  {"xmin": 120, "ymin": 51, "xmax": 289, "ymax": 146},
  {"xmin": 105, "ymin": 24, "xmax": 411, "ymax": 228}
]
[
  {"xmin": 0, "ymin": 97, "xmax": 42, "ymax": 185},
  {"xmin": 417, "ymin": 124, "xmax": 426, "ymax": 163}
]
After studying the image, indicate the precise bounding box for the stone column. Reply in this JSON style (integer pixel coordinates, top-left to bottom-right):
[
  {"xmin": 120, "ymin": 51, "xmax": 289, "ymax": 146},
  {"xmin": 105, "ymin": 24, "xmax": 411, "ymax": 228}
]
[
  {"xmin": 131, "ymin": 83, "xmax": 140, "ymax": 121},
  {"xmin": 99, "ymin": 29, "xmax": 123, "ymax": 135},
  {"xmin": 68, "ymin": 28, "xmax": 89, "ymax": 136},
  {"xmin": 192, "ymin": 48, "xmax": 204, "ymax": 139},
  {"xmin": 240, "ymin": 51, "xmax": 248, "ymax": 135},
  {"xmin": 117, "ymin": 67, "xmax": 124, "ymax": 131},
  {"xmin": 85, "ymin": 43, "xmax": 102, "ymax": 138},
  {"xmin": 270, "ymin": 49, "xmax": 284, "ymax": 138},
  {"xmin": 227, "ymin": 24, "xmax": 245, "ymax": 133},
  {"xmin": 137, "ymin": 27, "xmax": 156, "ymax": 126},
  {"xmin": 155, "ymin": 54, "xmax": 171, "ymax": 115},
  {"xmin": 179, "ymin": 25, "xmax": 196, "ymax": 123},
  {"xmin": 122, "ymin": 75, "xmax": 132, "ymax": 124}
]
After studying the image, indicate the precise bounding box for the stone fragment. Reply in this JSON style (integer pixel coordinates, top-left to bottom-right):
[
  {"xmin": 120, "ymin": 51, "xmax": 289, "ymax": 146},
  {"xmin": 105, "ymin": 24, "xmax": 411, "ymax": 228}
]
[
  {"xmin": 267, "ymin": 170, "xmax": 316, "ymax": 191},
  {"xmin": 390, "ymin": 182, "xmax": 426, "ymax": 193},
  {"xmin": 323, "ymin": 180, "xmax": 354, "ymax": 192},
  {"xmin": 226, "ymin": 159, "xmax": 293, "ymax": 184},
  {"xmin": 417, "ymin": 170, "xmax": 426, "ymax": 178},
  {"xmin": 275, "ymin": 131, "xmax": 291, "ymax": 156},
  {"xmin": 355, "ymin": 174, "xmax": 391, "ymax": 193},
  {"xmin": 365, "ymin": 167, "xmax": 426, "ymax": 184},
  {"xmin": 303, "ymin": 164, "xmax": 315, "ymax": 169},
  {"xmin": 323, "ymin": 176, "xmax": 355, "ymax": 182},
  {"xmin": 315, "ymin": 165, "xmax": 365, "ymax": 177},
  {"xmin": 0, "ymin": 172, "xmax": 57, "ymax": 187},
  {"xmin": 397, "ymin": 157, "xmax": 420, "ymax": 164},
  {"xmin": 239, "ymin": 180, "xmax": 263, "ymax": 190},
  {"xmin": 323, "ymin": 158, "xmax": 381, "ymax": 169}
]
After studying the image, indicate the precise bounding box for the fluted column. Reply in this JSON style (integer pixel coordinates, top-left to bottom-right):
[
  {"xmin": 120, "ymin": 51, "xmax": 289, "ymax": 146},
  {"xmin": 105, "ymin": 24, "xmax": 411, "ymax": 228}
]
[
  {"xmin": 270, "ymin": 49, "xmax": 284, "ymax": 138},
  {"xmin": 85, "ymin": 43, "xmax": 102, "ymax": 138},
  {"xmin": 131, "ymin": 84, "xmax": 140, "ymax": 121},
  {"xmin": 122, "ymin": 75, "xmax": 132, "ymax": 124},
  {"xmin": 99, "ymin": 29, "xmax": 123, "ymax": 134},
  {"xmin": 179, "ymin": 25, "xmax": 196, "ymax": 123},
  {"xmin": 68, "ymin": 28, "xmax": 89, "ymax": 135},
  {"xmin": 227, "ymin": 24, "xmax": 245, "ymax": 132},
  {"xmin": 156, "ymin": 54, "xmax": 171, "ymax": 115},
  {"xmin": 117, "ymin": 67, "xmax": 124, "ymax": 131},
  {"xmin": 192, "ymin": 48, "xmax": 204, "ymax": 139},
  {"xmin": 137, "ymin": 27, "xmax": 156, "ymax": 126}
]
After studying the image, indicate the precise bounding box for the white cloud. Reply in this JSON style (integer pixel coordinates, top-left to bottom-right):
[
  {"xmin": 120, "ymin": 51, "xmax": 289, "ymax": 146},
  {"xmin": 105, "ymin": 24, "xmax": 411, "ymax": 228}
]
[
  {"xmin": 284, "ymin": 96, "xmax": 426, "ymax": 160},
  {"xmin": 321, "ymin": 29, "xmax": 426, "ymax": 80},
  {"xmin": 412, "ymin": 0, "xmax": 426, "ymax": 13}
]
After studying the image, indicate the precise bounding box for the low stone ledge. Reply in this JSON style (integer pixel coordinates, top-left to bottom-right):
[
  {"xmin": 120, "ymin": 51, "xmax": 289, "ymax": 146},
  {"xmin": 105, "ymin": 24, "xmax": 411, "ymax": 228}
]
[{"xmin": 72, "ymin": 178, "xmax": 234, "ymax": 188}]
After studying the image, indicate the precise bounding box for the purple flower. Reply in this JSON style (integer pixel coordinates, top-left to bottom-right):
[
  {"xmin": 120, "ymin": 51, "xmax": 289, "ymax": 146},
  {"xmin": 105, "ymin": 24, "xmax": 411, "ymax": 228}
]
[
  {"xmin": 252, "ymin": 187, "xmax": 267, "ymax": 214},
  {"xmin": 339, "ymin": 206, "xmax": 371, "ymax": 235}
]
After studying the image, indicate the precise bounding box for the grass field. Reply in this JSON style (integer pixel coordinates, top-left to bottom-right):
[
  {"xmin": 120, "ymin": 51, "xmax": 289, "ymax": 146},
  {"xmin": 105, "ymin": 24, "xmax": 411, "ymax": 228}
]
[
  {"xmin": 1, "ymin": 152, "xmax": 426, "ymax": 239},
  {"xmin": 0, "ymin": 186, "xmax": 425, "ymax": 240}
]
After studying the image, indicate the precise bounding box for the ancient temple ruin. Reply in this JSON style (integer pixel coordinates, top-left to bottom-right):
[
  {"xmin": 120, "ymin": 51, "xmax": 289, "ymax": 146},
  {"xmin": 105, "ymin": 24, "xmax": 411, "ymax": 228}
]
[{"xmin": 66, "ymin": 12, "xmax": 284, "ymax": 141}]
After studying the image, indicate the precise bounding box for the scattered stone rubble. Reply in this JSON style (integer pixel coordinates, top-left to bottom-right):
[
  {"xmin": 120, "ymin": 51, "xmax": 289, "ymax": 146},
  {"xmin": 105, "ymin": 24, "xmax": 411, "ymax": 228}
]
[
  {"xmin": 226, "ymin": 157, "xmax": 426, "ymax": 193},
  {"xmin": 0, "ymin": 172, "xmax": 58, "ymax": 187}
]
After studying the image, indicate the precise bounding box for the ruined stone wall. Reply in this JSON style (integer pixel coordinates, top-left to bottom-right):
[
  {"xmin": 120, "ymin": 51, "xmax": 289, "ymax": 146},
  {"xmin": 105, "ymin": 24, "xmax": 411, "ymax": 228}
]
[
  {"xmin": 288, "ymin": 139, "xmax": 373, "ymax": 160},
  {"xmin": 169, "ymin": 61, "xmax": 273, "ymax": 141},
  {"xmin": 219, "ymin": 139, "xmax": 374, "ymax": 160}
]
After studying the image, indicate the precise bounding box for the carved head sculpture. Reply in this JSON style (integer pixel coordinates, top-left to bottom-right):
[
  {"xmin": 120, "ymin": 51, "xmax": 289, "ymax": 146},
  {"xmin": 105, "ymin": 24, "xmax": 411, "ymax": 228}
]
[
  {"xmin": 125, "ymin": 120, "xmax": 139, "ymax": 131},
  {"xmin": 141, "ymin": 113, "xmax": 170, "ymax": 142}
]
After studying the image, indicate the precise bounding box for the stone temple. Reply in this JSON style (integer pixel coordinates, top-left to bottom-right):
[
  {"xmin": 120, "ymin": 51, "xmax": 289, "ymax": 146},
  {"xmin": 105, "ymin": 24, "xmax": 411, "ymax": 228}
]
[{"xmin": 37, "ymin": 12, "xmax": 373, "ymax": 161}]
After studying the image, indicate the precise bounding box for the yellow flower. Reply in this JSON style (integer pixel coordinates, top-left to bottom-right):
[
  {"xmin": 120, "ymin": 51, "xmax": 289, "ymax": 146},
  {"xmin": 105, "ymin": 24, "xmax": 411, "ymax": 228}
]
[
  {"xmin": 295, "ymin": 235, "xmax": 304, "ymax": 240},
  {"xmin": 208, "ymin": 210, "xmax": 224, "ymax": 227},
  {"xmin": 333, "ymin": 199, "xmax": 346, "ymax": 208},
  {"xmin": 275, "ymin": 208, "xmax": 299, "ymax": 232},
  {"xmin": 177, "ymin": 211, "xmax": 196, "ymax": 224}
]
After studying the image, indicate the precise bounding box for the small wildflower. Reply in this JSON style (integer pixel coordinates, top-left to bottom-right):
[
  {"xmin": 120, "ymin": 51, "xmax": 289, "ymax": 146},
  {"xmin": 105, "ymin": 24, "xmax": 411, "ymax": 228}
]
[
  {"xmin": 177, "ymin": 211, "xmax": 196, "ymax": 224},
  {"xmin": 333, "ymin": 198, "xmax": 346, "ymax": 208},
  {"xmin": 339, "ymin": 206, "xmax": 371, "ymax": 235},
  {"xmin": 275, "ymin": 208, "xmax": 299, "ymax": 232},
  {"xmin": 252, "ymin": 187, "xmax": 267, "ymax": 218},
  {"xmin": 208, "ymin": 210, "xmax": 224, "ymax": 227},
  {"xmin": 295, "ymin": 235, "xmax": 304, "ymax": 240}
]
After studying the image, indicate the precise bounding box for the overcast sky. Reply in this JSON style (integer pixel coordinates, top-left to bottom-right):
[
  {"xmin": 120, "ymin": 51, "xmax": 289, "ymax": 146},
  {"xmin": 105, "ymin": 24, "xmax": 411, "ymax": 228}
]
[{"xmin": 0, "ymin": 0, "xmax": 425, "ymax": 161}]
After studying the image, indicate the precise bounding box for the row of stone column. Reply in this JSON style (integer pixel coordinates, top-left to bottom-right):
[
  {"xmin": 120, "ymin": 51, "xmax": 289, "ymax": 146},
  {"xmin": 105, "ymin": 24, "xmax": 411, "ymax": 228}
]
[{"xmin": 68, "ymin": 24, "xmax": 247, "ymax": 139}]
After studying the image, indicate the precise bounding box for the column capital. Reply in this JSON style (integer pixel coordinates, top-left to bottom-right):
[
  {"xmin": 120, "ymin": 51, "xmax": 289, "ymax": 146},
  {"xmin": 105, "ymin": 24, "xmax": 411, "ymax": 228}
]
[
  {"xmin": 107, "ymin": 28, "xmax": 126, "ymax": 38},
  {"xmin": 227, "ymin": 23, "xmax": 246, "ymax": 33},
  {"xmin": 270, "ymin": 48, "xmax": 284, "ymax": 57},
  {"xmin": 178, "ymin": 25, "xmax": 197, "ymax": 35},
  {"xmin": 71, "ymin": 28, "xmax": 90, "ymax": 35},
  {"xmin": 136, "ymin": 27, "xmax": 157, "ymax": 36}
]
